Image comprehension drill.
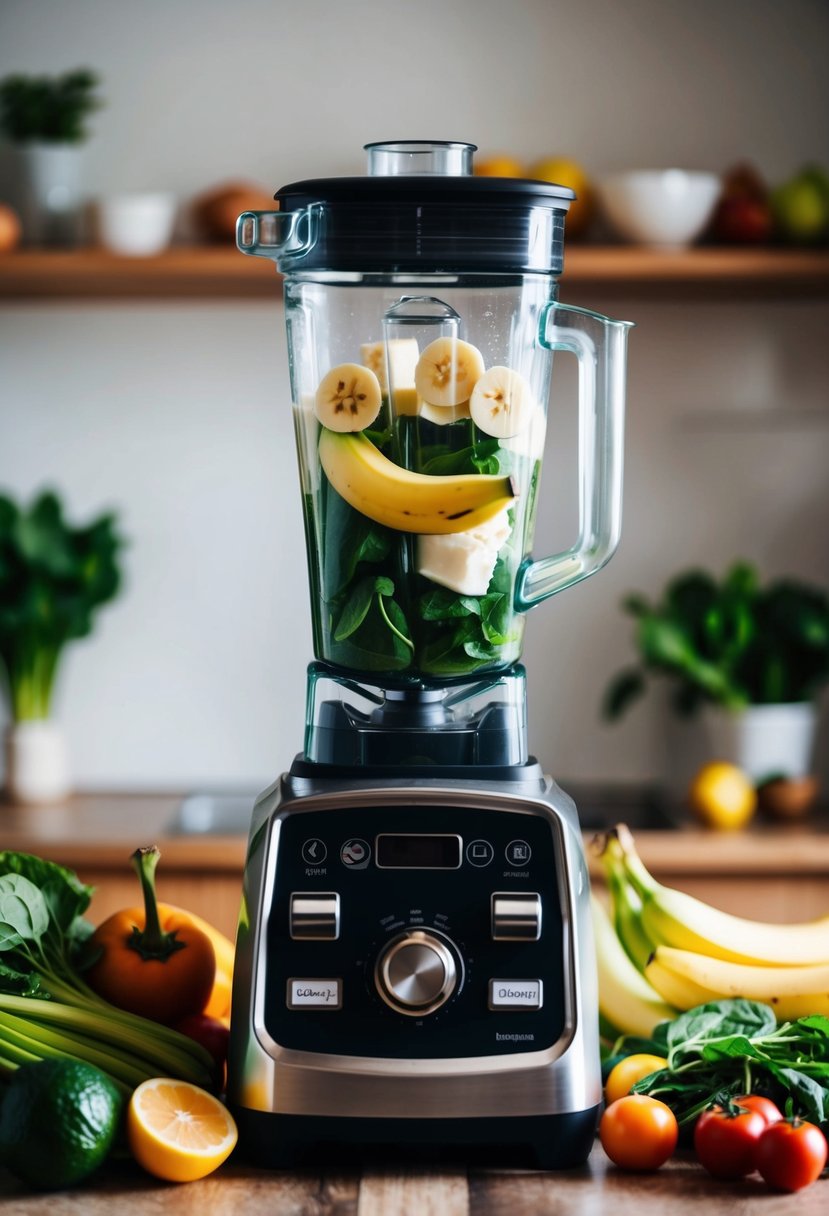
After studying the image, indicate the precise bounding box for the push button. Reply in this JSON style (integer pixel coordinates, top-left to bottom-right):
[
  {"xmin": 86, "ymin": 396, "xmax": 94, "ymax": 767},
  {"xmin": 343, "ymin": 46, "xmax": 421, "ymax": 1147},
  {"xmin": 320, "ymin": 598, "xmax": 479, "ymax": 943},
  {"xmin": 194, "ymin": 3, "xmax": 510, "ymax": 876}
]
[
  {"xmin": 489, "ymin": 979, "xmax": 543, "ymax": 1010},
  {"xmin": 290, "ymin": 892, "xmax": 340, "ymax": 940},
  {"xmin": 287, "ymin": 979, "xmax": 341, "ymax": 1009},
  {"xmin": 491, "ymin": 892, "xmax": 542, "ymax": 941}
]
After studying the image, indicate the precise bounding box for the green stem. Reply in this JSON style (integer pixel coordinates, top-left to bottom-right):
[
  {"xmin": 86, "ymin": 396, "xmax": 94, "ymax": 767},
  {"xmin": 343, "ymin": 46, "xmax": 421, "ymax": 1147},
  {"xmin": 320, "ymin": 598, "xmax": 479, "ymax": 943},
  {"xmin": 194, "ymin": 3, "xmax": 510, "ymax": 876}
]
[
  {"xmin": 0, "ymin": 1013, "xmax": 145, "ymax": 1089},
  {"xmin": 377, "ymin": 592, "xmax": 414, "ymax": 651},
  {"xmin": 128, "ymin": 846, "xmax": 186, "ymax": 961}
]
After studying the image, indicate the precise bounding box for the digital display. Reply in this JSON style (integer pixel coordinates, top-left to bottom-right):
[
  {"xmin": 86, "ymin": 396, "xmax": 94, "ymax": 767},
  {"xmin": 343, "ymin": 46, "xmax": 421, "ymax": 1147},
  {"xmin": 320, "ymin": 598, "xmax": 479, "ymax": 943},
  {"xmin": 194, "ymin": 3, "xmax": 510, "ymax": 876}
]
[{"xmin": 376, "ymin": 834, "xmax": 462, "ymax": 869}]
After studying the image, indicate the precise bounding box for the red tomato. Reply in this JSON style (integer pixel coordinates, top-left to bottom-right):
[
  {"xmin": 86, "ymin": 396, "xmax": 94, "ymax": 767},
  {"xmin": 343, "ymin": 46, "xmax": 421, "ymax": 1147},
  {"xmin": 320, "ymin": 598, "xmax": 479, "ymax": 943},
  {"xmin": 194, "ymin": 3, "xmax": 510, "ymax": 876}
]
[
  {"xmin": 733, "ymin": 1095, "xmax": 783, "ymax": 1128},
  {"xmin": 599, "ymin": 1095, "xmax": 678, "ymax": 1171},
  {"xmin": 694, "ymin": 1104, "xmax": 767, "ymax": 1178},
  {"xmin": 755, "ymin": 1119, "xmax": 828, "ymax": 1193},
  {"xmin": 173, "ymin": 1013, "xmax": 230, "ymax": 1072}
]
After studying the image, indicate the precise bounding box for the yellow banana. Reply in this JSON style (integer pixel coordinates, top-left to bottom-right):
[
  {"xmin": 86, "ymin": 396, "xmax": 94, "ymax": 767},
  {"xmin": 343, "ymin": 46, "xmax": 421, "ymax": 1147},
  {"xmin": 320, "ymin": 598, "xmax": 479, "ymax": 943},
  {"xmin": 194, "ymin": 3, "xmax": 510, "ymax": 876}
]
[
  {"xmin": 645, "ymin": 957, "xmax": 727, "ymax": 1013},
  {"xmin": 615, "ymin": 824, "xmax": 829, "ymax": 968},
  {"xmin": 647, "ymin": 945, "xmax": 829, "ymax": 1021},
  {"xmin": 319, "ymin": 429, "xmax": 516, "ymax": 535},
  {"xmin": 591, "ymin": 893, "xmax": 676, "ymax": 1038}
]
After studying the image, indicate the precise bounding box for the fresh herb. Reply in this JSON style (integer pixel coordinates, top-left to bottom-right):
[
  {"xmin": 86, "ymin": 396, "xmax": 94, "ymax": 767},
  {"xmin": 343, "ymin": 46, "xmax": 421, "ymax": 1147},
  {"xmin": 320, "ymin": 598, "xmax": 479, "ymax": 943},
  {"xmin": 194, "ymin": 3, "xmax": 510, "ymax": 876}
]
[
  {"xmin": 0, "ymin": 851, "xmax": 215, "ymax": 1095},
  {"xmin": 0, "ymin": 490, "xmax": 124, "ymax": 721},
  {"xmin": 0, "ymin": 69, "xmax": 101, "ymax": 143},
  {"xmin": 603, "ymin": 563, "xmax": 829, "ymax": 719},
  {"xmin": 613, "ymin": 999, "xmax": 829, "ymax": 1132}
]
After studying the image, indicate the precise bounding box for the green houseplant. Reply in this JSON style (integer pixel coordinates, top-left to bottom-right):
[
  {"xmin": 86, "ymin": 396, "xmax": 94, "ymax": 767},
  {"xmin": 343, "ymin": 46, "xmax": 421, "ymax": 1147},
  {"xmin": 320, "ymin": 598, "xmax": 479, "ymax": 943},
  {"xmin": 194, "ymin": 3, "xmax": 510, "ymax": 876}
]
[
  {"xmin": 0, "ymin": 68, "xmax": 101, "ymax": 245},
  {"xmin": 603, "ymin": 563, "xmax": 829, "ymax": 783},
  {"xmin": 0, "ymin": 490, "xmax": 123, "ymax": 803}
]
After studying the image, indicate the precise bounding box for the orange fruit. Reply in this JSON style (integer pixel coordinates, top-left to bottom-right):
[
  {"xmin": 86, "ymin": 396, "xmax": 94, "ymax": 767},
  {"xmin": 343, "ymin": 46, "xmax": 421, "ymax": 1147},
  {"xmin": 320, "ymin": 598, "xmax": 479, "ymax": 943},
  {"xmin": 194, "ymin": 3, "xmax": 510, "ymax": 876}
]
[
  {"xmin": 127, "ymin": 1079, "xmax": 238, "ymax": 1182},
  {"xmin": 527, "ymin": 157, "xmax": 594, "ymax": 237},
  {"xmin": 475, "ymin": 155, "xmax": 524, "ymax": 178}
]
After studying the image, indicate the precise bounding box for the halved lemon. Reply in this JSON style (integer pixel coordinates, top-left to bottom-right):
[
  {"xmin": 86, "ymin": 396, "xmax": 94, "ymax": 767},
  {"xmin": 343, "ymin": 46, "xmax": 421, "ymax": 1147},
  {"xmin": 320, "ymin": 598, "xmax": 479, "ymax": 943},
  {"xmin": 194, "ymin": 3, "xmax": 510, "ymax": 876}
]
[{"xmin": 127, "ymin": 1079, "xmax": 238, "ymax": 1183}]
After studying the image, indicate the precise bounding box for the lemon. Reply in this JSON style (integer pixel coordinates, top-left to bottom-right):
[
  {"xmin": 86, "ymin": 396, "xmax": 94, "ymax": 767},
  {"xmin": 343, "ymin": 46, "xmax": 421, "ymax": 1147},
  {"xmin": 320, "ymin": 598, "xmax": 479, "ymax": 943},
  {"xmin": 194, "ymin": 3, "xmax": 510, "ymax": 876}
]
[
  {"xmin": 474, "ymin": 155, "xmax": 524, "ymax": 178},
  {"xmin": 127, "ymin": 1078, "xmax": 237, "ymax": 1183},
  {"xmin": 526, "ymin": 157, "xmax": 593, "ymax": 237},
  {"xmin": 0, "ymin": 1059, "xmax": 122, "ymax": 1191},
  {"xmin": 689, "ymin": 761, "xmax": 757, "ymax": 830},
  {"xmin": 605, "ymin": 1054, "xmax": 669, "ymax": 1105}
]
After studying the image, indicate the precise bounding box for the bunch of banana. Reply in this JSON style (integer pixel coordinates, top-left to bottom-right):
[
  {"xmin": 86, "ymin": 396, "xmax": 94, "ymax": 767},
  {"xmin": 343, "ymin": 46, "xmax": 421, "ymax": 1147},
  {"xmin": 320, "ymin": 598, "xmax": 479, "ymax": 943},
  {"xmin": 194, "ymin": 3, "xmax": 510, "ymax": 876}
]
[{"xmin": 592, "ymin": 825, "xmax": 829, "ymax": 1033}]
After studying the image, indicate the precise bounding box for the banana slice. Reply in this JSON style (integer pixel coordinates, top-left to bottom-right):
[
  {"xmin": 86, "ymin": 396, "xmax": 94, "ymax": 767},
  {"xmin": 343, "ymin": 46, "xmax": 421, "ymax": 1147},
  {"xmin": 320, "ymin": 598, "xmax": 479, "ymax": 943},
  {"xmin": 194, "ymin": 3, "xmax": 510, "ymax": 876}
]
[
  {"xmin": 470, "ymin": 367, "xmax": 535, "ymax": 439},
  {"xmin": 314, "ymin": 363, "xmax": 382, "ymax": 432},
  {"xmin": 418, "ymin": 400, "xmax": 472, "ymax": 426},
  {"xmin": 415, "ymin": 337, "xmax": 485, "ymax": 408},
  {"xmin": 360, "ymin": 338, "xmax": 419, "ymax": 395}
]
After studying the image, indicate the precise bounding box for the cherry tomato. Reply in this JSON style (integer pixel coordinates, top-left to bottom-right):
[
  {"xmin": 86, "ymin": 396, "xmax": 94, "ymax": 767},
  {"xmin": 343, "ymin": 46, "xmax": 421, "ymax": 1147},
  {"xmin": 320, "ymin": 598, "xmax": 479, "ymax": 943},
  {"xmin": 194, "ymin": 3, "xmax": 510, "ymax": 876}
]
[
  {"xmin": 755, "ymin": 1118, "xmax": 828, "ymax": 1193},
  {"xmin": 605, "ymin": 1054, "xmax": 668, "ymax": 1106},
  {"xmin": 733, "ymin": 1094, "xmax": 783, "ymax": 1128},
  {"xmin": 694, "ymin": 1103, "xmax": 767, "ymax": 1179},
  {"xmin": 600, "ymin": 1094, "xmax": 678, "ymax": 1171}
]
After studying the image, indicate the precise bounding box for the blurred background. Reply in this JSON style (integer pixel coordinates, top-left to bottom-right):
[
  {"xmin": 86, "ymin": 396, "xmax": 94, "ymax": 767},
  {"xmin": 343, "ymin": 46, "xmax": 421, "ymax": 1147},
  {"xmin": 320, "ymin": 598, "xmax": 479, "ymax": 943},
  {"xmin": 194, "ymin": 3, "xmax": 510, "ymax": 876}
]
[{"xmin": 0, "ymin": 0, "xmax": 827, "ymax": 801}]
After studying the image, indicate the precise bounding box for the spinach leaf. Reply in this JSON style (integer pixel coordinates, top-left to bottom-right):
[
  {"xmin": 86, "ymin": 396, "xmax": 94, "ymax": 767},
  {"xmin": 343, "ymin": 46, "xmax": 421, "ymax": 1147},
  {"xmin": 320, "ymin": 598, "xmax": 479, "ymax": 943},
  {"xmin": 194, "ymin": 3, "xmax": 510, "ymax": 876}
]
[
  {"xmin": 420, "ymin": 589, "xmax": 481, "ymax": 621},
  {"xmin": 0, "ymin": 874, "xmax": 50, "ymax": 945},
  {"xmin": 766, "ymin": 1066, "xmax": 829, "ymax": 1125},
  {"xmin": 0, "ymin": 958, "xmax": 48, "ymax": 998},
  {"xmin": 334, "ymin": 577, "xmax": 378, "ymax": 641},
  {"xmin": 664, "ymin": 999, "xmax": 776, "ymax": 1054},
  {"xmin": 481, "ymin": 592, "xmax": 513, "ymax": 645}
]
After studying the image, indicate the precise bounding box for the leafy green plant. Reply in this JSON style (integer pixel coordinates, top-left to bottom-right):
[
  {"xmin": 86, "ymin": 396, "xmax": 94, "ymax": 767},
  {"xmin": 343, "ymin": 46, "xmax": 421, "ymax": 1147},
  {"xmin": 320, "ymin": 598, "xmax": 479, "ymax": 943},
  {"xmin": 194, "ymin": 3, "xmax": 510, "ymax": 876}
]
[
  {"xmin": 603, "ymin": 563, "xmax": 829, "ymax": 719},
  {"xmin": 0, "ymin": 69, "xmax": 101, "ymax": 143},
  {"xmin": 610, "ymin": 999, "xmax": 829, "ymax": 1133},
  {"xmin": 0, "ymin": 490, "xmax": 124, "ymax": 721}
]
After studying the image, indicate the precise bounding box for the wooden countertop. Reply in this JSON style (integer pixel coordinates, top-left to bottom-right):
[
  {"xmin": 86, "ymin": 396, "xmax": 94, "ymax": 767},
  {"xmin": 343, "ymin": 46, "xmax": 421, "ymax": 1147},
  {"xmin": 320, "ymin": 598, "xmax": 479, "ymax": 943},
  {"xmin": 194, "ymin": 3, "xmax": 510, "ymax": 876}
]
[
  {"xmin": 1, "ymin": 791, "xmax": 827, "ymax": 876},
  {"xmin": 1, "ymin": 1148, "xmax": 826, "ymax": 1214}
]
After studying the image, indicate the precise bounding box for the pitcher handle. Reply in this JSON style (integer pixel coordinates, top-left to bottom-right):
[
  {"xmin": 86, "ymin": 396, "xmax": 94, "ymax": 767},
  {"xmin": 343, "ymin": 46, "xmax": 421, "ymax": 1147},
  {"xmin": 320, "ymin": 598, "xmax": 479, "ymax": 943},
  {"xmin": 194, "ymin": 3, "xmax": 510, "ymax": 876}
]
[
  {"xmin": 236, "ymin": 204, "xmax": 319, "ymax": 263},
  {"xmin": 515, "ymin": 302, "xmax": 633, "ymax": 611}
]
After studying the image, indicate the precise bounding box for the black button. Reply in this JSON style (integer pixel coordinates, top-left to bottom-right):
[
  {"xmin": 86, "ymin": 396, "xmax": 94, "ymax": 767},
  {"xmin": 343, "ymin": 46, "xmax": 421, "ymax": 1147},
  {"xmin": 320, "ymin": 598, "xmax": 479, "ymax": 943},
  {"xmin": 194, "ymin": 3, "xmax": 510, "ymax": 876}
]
[
  {"xmin": 301, "ymin": 838, "xmax": 327, "ymax": 865},
  {"xmin": 466, "ymin": 839, "xmax": 494, "ymax": 867},
  {"xmin": 505, "ymin": 839, "xmax": 532, "ymax": 867}
]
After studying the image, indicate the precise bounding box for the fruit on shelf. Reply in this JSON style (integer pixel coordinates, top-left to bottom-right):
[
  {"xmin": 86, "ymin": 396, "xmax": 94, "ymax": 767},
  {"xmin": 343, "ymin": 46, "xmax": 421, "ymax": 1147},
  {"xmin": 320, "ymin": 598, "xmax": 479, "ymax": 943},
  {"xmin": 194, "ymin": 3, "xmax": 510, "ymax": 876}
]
[
  {"xmin": 318, "ymin": 429, "xmax": 516, "ymax": 535},
  {"xmin": 470, "ymin": 366, "xmax": 536, "ymax": 439},
  {"xmin": 415, "ymin": 337, "xmax": 486, "ymax": 408},
  {"xmin": 709, "ymin": 163, "xmax": 773, "ymax": 244},
  {"xmin": 192, "ymin": 181, "xmax": 275, "ymax": 243},
  {"xmin": 688, "ymin": 760, "xmax": 757, "ymax": 831},
  {"xmin": 527, "ymin": 157, "xmax": 593, "ymax": 238},
  {"xmin": 772, "ymin": 165, "xmax": 829, "ymax": 245},
  {"xmin": 314, "ymin": 363, "xmax": 382, "ymax": 432},
  {"xmin": 0, "ymin": 203, "xmax": 22, "ymax": 253},
  {"xmin": 474, "ymin": 155, "xmax": 524, "ymax": 178}
]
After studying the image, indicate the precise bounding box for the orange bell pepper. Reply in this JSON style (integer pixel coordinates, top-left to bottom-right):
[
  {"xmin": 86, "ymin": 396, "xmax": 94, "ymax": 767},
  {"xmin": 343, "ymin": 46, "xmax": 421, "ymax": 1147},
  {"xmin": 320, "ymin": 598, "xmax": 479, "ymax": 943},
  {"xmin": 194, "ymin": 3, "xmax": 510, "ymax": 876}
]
[{"xmin": 86, "ymin": 846, "xmax": 215, "ymax": 1025}]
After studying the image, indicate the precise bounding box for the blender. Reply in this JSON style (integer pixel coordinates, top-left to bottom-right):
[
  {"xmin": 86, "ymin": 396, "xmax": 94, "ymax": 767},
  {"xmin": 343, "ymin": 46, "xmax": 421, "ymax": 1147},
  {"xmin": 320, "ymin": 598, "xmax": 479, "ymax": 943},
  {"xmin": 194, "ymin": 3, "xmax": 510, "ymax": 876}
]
[{"xmin": 228, "ymin": 141, "xmax": 632, "ymax": 1168}]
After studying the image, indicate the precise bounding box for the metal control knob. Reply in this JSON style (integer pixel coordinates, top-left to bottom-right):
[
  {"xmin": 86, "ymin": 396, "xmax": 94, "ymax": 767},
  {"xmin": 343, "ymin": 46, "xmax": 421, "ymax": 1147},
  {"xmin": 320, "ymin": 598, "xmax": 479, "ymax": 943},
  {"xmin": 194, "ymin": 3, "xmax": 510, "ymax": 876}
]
[{"xmin": 375, "ymin": 930, "xmax": 457, "ymax": 1016}]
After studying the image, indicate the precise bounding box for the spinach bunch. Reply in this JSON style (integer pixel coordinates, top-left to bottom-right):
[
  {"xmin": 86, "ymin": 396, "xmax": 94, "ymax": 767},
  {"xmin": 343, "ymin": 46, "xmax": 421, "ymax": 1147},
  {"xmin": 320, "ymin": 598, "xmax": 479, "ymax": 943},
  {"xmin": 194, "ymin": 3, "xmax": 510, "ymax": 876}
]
[
  {"xmin": 603, "ymin": 563, "xmax": 829, "ymax": 718},
  {"xmin": 0, "ymin": 491, "xmax": 124, "ymax": 721},
  {"xmin": 613, "ymin": 999, "xmax": 829, "ymax": 1131},
  {"xmin": 419, "ymin": 556, "xmax": 521, "ymax": 676}
]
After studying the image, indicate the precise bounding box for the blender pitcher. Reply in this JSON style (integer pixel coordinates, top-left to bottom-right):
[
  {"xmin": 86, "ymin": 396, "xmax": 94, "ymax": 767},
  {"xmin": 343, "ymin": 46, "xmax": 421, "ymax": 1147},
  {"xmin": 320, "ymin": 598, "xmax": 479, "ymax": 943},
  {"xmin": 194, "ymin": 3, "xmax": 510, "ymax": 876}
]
[{"xmin": 238, "ymin": 141, "xmax": 632, "ymax": 688}]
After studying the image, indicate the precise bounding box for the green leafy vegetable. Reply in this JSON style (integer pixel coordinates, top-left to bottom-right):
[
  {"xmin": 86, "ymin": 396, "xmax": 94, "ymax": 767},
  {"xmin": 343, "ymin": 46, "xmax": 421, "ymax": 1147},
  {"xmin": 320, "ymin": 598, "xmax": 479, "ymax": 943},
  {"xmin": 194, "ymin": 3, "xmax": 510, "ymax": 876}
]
[
  {"xmin": 0, "ymin": 850, "xmax": 216, "ymax": 1095},
  {"xmin": 0, "ymin": 490, "xmax": 124, "ymax": 721},
  {"xmin": 603, "ymin": 563, "xmax": 829, "ymax": 719},
  {"xmin": 613, "ymin": 999, "xmax": 829, "ymax": 1132},
  {"xmin": 0, "ymin": 69, "xmax": 101, "ymax": 143}
]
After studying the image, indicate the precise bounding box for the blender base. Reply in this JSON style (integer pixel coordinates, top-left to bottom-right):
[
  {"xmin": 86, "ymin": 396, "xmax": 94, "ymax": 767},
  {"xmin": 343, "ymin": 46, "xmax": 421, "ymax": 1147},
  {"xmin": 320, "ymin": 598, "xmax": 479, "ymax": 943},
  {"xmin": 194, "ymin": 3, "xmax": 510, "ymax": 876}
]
[{"xmin": 232, "ymin": 1107, "xmax": 600, "ymax": 1170}]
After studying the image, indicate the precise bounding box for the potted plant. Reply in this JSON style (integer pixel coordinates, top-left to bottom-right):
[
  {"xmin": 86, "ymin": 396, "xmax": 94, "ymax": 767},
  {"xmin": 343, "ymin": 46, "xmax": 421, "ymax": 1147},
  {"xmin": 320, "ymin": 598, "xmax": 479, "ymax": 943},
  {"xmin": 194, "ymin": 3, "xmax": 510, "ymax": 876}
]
[
  {"xmin": 0, "ymin": 68, "xmax": 101, "ymax": 245},
  {"xmin": 0, "ymin": 490, "xmax": 123, "ymax": 804},
  {"xmin": 602, "ymin": 563, "xmax": 829, "ymax": 786}
]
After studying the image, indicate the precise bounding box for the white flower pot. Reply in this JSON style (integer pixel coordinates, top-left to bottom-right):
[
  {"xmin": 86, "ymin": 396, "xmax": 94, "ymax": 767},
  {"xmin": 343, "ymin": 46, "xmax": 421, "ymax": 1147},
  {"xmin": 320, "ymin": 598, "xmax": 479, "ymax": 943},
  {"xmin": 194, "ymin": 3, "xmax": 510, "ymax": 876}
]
[
  {"xmin": 3, "ymin": 721, "xmax": 71, "ymax": 805},
  {"xmin": 701, "ymin": 702, "xmax": 817, "ymax": 784},
  {"xmin": 664, "ymin": 702, "xmax": 817, "ymax": 795},
  {"xmin": 13, "ymin": 142, "xmax": 85, "ymax": 246}
]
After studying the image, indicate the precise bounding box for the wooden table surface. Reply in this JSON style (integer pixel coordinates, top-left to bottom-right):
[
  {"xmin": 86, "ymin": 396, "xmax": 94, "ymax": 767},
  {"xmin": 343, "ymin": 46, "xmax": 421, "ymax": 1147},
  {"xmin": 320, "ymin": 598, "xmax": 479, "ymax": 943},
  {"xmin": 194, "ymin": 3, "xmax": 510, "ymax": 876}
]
[{"xmin": 1, "ymin": 1148, "xmax": 826, "ymax": 1215}]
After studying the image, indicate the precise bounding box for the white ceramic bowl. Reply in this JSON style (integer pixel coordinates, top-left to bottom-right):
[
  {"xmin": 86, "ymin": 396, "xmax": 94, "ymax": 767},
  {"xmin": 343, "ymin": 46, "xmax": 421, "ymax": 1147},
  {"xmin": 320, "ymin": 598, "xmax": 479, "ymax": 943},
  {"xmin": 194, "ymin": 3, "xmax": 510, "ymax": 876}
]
[
  {"xmin": 97, "ymin": 192, "xmax": 177, "ymax": 256},
  {"xmin": 597, "ymin": 170, "xmax": 721, "ymax": 247}
]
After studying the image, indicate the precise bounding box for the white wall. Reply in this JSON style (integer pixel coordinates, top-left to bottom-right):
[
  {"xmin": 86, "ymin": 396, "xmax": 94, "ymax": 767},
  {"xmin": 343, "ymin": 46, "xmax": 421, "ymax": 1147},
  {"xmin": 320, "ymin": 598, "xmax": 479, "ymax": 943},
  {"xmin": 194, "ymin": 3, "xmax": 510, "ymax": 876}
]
[{"xmin": 1, "ymin": 0, "xmax": 828, "ymax": 790}]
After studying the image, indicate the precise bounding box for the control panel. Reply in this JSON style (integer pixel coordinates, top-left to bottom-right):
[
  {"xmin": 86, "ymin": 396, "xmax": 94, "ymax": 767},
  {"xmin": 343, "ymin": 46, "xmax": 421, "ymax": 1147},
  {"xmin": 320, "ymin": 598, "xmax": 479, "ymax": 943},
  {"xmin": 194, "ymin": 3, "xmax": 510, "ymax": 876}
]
[{"xmin": 260, "ymin": 804, "xmax": 568, "ymax": 1059}]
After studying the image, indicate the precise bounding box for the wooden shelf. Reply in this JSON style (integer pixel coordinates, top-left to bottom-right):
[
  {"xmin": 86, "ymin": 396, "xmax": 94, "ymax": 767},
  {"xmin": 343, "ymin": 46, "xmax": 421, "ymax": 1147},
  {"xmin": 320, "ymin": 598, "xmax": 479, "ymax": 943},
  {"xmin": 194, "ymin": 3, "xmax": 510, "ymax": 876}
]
[{"xmin": 1, "ymin": 245, "xmax": 828, "ymax": 300}]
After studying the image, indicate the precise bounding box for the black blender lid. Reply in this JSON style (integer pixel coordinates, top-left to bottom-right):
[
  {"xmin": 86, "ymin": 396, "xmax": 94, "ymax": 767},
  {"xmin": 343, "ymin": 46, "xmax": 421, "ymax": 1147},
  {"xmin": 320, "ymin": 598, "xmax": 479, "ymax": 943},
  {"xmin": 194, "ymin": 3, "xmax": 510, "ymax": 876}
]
[{"xmin": 272, "ymin": 140, "xmax": 575, "ymax": 275}]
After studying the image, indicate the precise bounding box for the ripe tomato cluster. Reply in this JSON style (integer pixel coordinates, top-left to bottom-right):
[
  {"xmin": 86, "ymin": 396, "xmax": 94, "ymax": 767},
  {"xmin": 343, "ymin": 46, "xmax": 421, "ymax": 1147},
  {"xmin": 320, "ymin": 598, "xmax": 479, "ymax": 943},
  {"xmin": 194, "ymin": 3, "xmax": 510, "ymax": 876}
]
[{"xmin": 599, "ymin": 1084, "xmax": 827, "ymax": 1194}]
